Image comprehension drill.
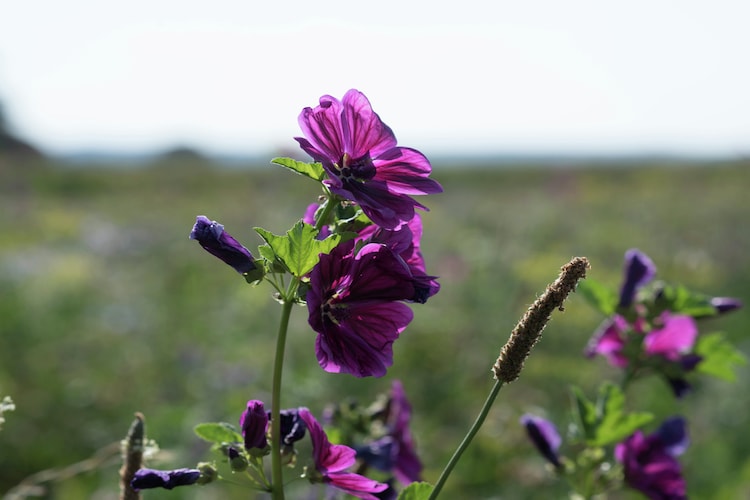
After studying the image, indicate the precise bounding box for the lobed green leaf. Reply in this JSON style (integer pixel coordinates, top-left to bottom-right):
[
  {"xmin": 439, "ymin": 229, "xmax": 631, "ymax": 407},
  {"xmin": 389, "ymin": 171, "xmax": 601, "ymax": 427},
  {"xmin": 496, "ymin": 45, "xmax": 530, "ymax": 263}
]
[
  {"xmin": 255, "ymin": 221, "xmax": 344, "ymax": 278},
  {"xmin": 271, "ymin": 157, "xmax": 326, "ymax": 182},
  {"xmin": 194, "ymin": 422, "xmax": 243, "ymax": 444},
  {"xmin": 398, "ymin": 482, "xmax": 435, "ymax": 500},
  {"xmin": 577, "ymin": 279, "xmax": 618, "ymax": 316},
  {"xmin": 695, "ymin": 332, "xmax": 747, "ymax": 381}
]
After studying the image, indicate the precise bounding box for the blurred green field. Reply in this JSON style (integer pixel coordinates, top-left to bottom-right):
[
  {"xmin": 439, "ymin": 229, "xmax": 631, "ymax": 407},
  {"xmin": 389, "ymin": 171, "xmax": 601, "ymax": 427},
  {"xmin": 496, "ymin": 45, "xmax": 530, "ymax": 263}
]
[{"xmin": 0, "ymin": 157, "xmax": 748, "ymax": 499}]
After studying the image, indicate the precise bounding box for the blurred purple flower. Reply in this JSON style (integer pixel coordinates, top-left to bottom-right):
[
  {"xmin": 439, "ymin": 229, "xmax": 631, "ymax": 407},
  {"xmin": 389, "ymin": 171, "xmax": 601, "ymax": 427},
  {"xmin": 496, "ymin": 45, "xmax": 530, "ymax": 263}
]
[
  {"xmin": 190, "ymin": 215, "xmax": 257, "ymax": 274},
  {"xmin": 307, "ymin": 241, "xmax": 418, "ymax": 377},
  {"xmin": 131, "ymin": 468, "xmax": 201, "ymax": 491},
  {"xmin": 618, "ymin": 249, "xmax": 657, "ymax": 309},
  {"xmin": 239, "ymin": 400, "xmax": 268, "ymax": 451},
  {"xmin": 356, "ymin": 381, "xmax": 423, "ymax": 484},
  {"xmin": 299, "ymin": 408, "xmax": 388, "ymax": 499},
  {"xmin": 584, "ymin": 315, "xmax": 630, "ymax": 368},
  {"xmin": 615, "ymin": 417, "xmax": 689, "ymax": 500},
  {"xmin": 709, "ymin": 296, "xmax": 742, "ymax": 315},
  {"xmin": 586, "ymin": 312, "xmax": 702, "ymax": 397},
  {"xmin": 520, "ymin": 414, "xmax": 562, "ymax": 468},
  {"xmin": 295, "ymin": 89, "xmax": 442, "ymax": 229}
]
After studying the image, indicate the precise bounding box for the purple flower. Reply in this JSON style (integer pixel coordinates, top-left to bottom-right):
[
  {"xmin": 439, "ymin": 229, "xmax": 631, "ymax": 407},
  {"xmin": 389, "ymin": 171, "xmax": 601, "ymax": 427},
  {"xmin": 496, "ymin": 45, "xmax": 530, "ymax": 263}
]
[
  {"xmin": 190, "ymin": 215, "xmax": 257, "ymax": 275},
  {"xmin": 299, "ymin": 408, "xmax": 388, "ymax": 499},
  {"xmin": 131, "ymin": 468, "xmax": 201, "ymax": 491},
  {"xmin": 296, "ymin": 89, "xmax": 443, "ymax": 229},
  {"xmin": 307, "ymin": 241, "xmax": 418, "ymax": 377},
  {"xmin": 584, "ymin": 315, "xmax": 630, "ymax": 368},
  {"xmin": 239, "ymin": 400, "xmax": 269, "ymax": 451},
  {"xmin": 619, "ymin": 249, "xmax": 657, "ymax": 309},
  {"xmin": 357, "ymin": 215, "xmax": 440, "ymax": 303},
  {"xmin": 520, "ymin": 414, "xmax": 562, "ymax": 468},
  {"xmin": 268, "ymin": 408, "xmax": 307, "ymax": 446},
  {"xmin": 356, "ymin": 381, "xmax": 423, "ymax": 484},
  {"xmin": 615, "ymin": 417, "xmax": 689, "ymax": 499},
  {"xmin": 709, "ymin": 296, "xmax": 742, "ymax": 315}
]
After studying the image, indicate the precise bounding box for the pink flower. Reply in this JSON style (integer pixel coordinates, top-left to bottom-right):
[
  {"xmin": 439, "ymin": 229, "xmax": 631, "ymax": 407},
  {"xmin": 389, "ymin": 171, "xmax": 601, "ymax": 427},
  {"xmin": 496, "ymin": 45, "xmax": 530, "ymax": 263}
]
[{"xmin": 299, "ymin": 408, "xmax": 387, "ymax": 499}]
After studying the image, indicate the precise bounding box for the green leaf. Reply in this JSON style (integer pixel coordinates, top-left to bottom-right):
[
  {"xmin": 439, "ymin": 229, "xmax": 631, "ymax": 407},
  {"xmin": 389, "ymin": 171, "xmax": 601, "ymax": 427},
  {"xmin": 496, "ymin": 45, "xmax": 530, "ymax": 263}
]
[
  {"xmin": 571, "ymin": 384, "xmax": 653, "ymax": 447},
  {"xmin": 271, "ymin": 157, "xmax": 326, "ymax": 182},
  {"xmin": 255, "ymin": 221, "xmax": 343, "ymax": 278},
  {"xmin": 577, "ymin": 278, "xmax": 618, "ymax": 316},
  {"xmin": 398, "ymin": 482, "xmax": 434, "ymax": 500},
  {"xmin": 194, "ymin": 422, "xmax": 243, "ymax": 444},
  {"xmin": 653, "ymin": 283, "xmax": 717, "ymax": 317},
  {"xmin": 593, "ymin": 383, "xmax": 653, "ymax": 446},
  {"xmin": 571, "ymin": 386, "xmax": 598, "ymax": 441},
  {"xmin": 695, "ymin": 332, "xmax": 747, "ymax": 381}
]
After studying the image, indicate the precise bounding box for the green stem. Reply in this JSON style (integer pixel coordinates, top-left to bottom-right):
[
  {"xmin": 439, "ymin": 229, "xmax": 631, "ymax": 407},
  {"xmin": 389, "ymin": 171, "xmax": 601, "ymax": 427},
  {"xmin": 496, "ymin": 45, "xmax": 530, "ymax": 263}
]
[
  {"xmin": 270, "ymin": 287, "xmax": 296, "ymax": 500},
  {"xmin": 314, "ymin": 192, "xmax": 338, "ymax": 233},
  {"xmin": 428, "ymin": 379, "xmax": 505, "ymax": 499}
]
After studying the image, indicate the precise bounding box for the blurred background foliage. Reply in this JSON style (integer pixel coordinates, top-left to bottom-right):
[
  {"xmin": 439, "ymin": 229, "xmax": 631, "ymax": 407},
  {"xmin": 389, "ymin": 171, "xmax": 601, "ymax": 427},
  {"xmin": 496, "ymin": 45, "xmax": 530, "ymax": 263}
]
[{"xmin": 0, "ymin": 155, "xmax": 748, "ymax": 499}]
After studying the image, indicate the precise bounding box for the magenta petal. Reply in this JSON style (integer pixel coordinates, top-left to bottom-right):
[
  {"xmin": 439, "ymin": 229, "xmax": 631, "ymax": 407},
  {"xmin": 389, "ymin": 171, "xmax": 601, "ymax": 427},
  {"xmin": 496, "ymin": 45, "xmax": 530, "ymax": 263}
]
[
  {"xmin": 326, "ymin": 472, "xmax": 389, "ymax": 500},
  {"xmin": 299, "ymin": 408, "xmax": 356, "ymax": 473},
  {"xmin": 297, "ymin": 95, "xmax": 345, "ymax": 162},
  {"xmin": 299, "ymin": 409, "xmax": 387, "ymax": 499},
  {"xmin": 644, "ymin": 313, "xmax": 698, "ymax": 360},
  {"xmin": 585, "ymin": 316, "xmax": 630, "ymax": 368},
  {"xmin": 316, "ymin": 302, "xmax": 413, "ymax": 377},
  {"xmin": 374, "ymin": 148, "xmax": 444, "ymax": 195},
  {"xmin": 341, "ymin": 89, "xmax": 397, "ymax": 158}
]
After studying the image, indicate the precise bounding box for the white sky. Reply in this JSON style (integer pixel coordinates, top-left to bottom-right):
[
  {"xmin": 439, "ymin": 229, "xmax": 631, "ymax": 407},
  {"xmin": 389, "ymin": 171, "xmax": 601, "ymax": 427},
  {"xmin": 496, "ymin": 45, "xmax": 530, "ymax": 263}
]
[{"xmin": 0, "ymin": 0, "xmax": 748, "ymax": 156}]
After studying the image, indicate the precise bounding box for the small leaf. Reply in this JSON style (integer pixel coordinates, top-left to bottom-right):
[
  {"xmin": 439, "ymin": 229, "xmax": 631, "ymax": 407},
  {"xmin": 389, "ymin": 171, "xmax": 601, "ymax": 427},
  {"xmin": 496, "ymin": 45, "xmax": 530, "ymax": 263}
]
[
  {"xmin": 594, "ymin": 383, "xmax": 653, "ymax": 446},
  {"xmin": 398, "ymin": 482, "xmax": 434, "ymax": 500},
  {"xmin": 695, "ymin": 332, "xmax": 747, "ymax": 381},
  {"xmin": 571, "ymin": 384, "xmax": 653, "ymax": 447},
  {"xmin": 571, "ymin": 386, "xmax": 598, "ymax": 441},
  {"xmin": 255, "ymin": 222, "xmax": 343, "ymax": 278},
  {"xmin": 271, "ymin": 157, "xmax": 326, "ymax": 182},
  {"xmin": 577, "ymin": 279, "xmax": 618, "ymax": 316},
  {"xmin": 653, "ymin": 283, "xmax": 717, "ymax": 317},
  {"xmin": 194, "ymin": 422, "xmax": 243, "ymax": 444}
]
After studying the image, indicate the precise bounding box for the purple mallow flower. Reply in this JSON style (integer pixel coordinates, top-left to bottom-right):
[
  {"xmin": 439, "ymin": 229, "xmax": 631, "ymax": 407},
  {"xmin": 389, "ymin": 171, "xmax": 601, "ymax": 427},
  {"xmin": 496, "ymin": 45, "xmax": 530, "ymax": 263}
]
[
  {"xmin": 520, "ymin": 414, "xmax": 562, "ymax": 468},
  {"xmin": 307, "ymin": 241, "xmax": 419, "ymax": 377},
  {"xmin": 131, "ymin": 468, "xmax": 201, "ymax": 491},
  {"xmin": 615, "ymin": 417, "xmax": 689, "ymax": 500},
  {"xmin": 190, "ymin": 215, "xmax": 257, "ymax": 274},
  {"xmin": 618, "ymin": 248, "xmax": 657, "ymax": 309},
  {"xmin": 299, "ymin": 408, "xmax": 388, "ymax": 499},
  {"xmin": 240, "ymin": 400, "xmax": 269, "ymax": 451},
  {"xmin": 356, "ymin": 380, "xmax": 423, "ymax": 484},
  {"xmin": 295, "ymin": 89, "xmax": 443, "ymax": 229}
]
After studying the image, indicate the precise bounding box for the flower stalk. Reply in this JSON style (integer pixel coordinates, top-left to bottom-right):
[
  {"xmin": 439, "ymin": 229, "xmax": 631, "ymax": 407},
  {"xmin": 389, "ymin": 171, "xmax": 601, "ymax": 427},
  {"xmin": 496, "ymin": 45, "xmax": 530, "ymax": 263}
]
[
  {"xmin": 119, "ymin": 412, "xmax": 145, "ymax": 500},
  {"xmin": 430, "ymin": 257, "xmax": 588, "ymax": 499},
  {"xmin": 493, "ymin": 256, "xmax": 589, "ymax": 383},
  {"xmin": 270, "ymin": 281, "xmax": 298, "ymax": 500}
]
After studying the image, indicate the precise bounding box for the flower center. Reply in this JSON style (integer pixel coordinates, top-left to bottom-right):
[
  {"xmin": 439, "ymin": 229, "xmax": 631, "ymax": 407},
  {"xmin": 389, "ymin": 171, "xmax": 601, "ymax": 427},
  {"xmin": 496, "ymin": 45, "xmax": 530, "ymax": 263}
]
[
  {"xmin": 322, "ymin": 293, "xmax": 348, "ymax": 325},
  {"xmin": 338, "ymin": 152, "xmax": 376, "ymax": 183}
]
